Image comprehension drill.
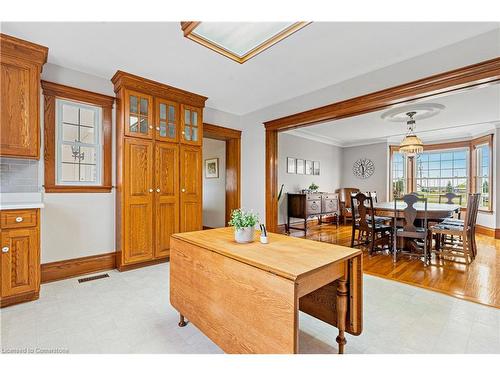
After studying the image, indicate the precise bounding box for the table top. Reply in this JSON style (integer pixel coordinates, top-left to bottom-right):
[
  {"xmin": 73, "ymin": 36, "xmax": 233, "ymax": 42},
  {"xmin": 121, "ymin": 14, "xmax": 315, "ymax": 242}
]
[
  {"xmin": 373, "ymin": 201, "xmax": 460, "ymax": 212},
  {"xmin": 172, "ymin": 227, "xmax": 361, "ymax": 281}
]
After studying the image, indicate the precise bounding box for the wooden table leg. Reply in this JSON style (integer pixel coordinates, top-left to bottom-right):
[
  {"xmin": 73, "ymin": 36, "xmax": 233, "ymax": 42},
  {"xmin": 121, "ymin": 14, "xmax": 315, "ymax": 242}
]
[
  {"xmin": 336, "ymin": 274, "xmax": 348, "ymax": 354},
  {"xmin": 178, "ymin": 314, "xmax": 187, "ymax": 327}
]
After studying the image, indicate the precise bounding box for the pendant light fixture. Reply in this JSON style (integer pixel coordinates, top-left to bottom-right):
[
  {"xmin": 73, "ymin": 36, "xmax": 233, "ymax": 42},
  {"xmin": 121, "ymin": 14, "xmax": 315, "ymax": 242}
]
[{"xmin": 399, "ymin": 111, "xmax": 424, "ymax": 156}]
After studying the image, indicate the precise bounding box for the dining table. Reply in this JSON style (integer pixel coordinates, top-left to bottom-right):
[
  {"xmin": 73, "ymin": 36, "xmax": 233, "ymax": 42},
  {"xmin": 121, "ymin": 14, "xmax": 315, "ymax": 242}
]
[{"xmin": 372, "ymin": 201, "xmax": 461, "ymax": 220}]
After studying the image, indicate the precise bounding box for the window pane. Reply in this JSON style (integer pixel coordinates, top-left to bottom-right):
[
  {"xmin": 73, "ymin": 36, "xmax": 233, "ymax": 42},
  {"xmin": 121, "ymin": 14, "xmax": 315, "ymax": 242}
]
[
  {"xmin": 192, "ymin": 111, "xmax": 198, "ymax": 127},
  {"xmin": 453, "ymin": 159, "xmax": 466, "ymax": 169},
  {"xmin": 441, "ymin": 152, "xmax": 453, "ymax": 160},
  {"xmin": 62, "ymin": 104, "xmax": 79, "ymax": 124},
  {"xmin": 159, "ymin": 103, "xmax": 167, "ymax": 120},
  {"xmin": 130, "ymin": 95, "xmax": 138, "ymax": 114},
  {"xmin": 140, "ymin": 98, "xmax": 148, "ymax": 115},
  {"xmin": 79, "ymin": 108, "xmax": 95, "ymax": 127},
  {"xmin": 139, "ymin": 117, "xmax": 148, "ymax": 133},
  {"xmin": 79, "ymin": 126, "xmax": 96, "ymax": 144},
  {"xmin": 168, "ymin": 105, "xmax": 175, "ymax": 122},
  {"xmin": 61, "ymin": 163, "xmax": 79, "ymax": 182},
  {"xmin": 184, "ymin": 126, "xmax": 191, "ymax": 141},
  {"xmin": 192, "ymin": 127, "xmax": 198, "ymax": 141},
  {"xmin": 62, "ymin": 123, "xmax": 79, "ymax": 142},
  {"xmin": 184, "ymin": 109, "xmax": 191, "ymax": 125},
  {"xmin": 159, "ymin": 120, "xmax": 167, "ymax": 137},
  {"xmin": 168, "ymin": 124, "xmax": 176, "ymax": 138},
  {"xmin": 130, "ymin": 116, "xmax": 138, "ymax": 132},
  {"xmin": 79, "ymin": 164, "xmax": 97, "ymax": 182}
]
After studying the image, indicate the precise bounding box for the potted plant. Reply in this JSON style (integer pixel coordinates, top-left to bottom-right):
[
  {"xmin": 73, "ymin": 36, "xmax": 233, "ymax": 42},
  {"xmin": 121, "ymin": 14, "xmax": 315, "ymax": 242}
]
[
  {"xmin": 228, "ymin": 209, "xmax": 259, "ymax": 243},
  {"xmin": 308, "ymin": 182, "xmax": 319, "ymax": 192}
]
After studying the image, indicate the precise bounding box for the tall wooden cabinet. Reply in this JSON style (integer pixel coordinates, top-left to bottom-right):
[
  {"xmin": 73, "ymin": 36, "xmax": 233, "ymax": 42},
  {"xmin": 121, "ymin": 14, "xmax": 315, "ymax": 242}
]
[
  {"xmin": 0, "ymin": 34, "xmax": 48, "ymax": 159},
  {"xmin": 112, "ymin": 71, "xmax": 207, "ymax": 270}
]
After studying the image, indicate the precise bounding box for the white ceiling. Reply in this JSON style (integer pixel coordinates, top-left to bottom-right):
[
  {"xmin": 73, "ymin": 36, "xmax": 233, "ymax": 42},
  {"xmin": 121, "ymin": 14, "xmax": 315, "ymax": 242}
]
[
  {"xmin": 286, "ymin": 84, "xmax": 500, "ymax": 147},
  {"xmin": 1, "ymin": 22, "xmax": 498, "ymax": 115}
]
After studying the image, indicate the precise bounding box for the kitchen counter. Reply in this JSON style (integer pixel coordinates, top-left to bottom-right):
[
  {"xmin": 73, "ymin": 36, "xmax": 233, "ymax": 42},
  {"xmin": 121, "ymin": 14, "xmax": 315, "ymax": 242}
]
[{"xmin": 0, "ymin": 192, "xmax": 45, "ymax": 210}]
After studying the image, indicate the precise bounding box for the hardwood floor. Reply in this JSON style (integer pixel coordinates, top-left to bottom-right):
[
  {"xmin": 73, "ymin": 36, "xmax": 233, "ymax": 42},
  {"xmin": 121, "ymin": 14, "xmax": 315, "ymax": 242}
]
[{"xmin": 281, "ymin": 222, "xmax": 500, "ymax": 308}]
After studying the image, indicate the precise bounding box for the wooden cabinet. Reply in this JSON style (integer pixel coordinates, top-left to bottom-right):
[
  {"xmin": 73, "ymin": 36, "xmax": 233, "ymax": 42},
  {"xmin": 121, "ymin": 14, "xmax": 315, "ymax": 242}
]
[
  {"xmin": 113, "ymin": 71, "xmax": 207, "ymax": 270},
  {"xmin": 0, "ymin": 34, "xmax": 48, "ymax": 159},
  {"xmin": 180, "ymin": 145, "xmax": 202, "ymax": 232},
  {"xmin": 0, "ymin": 209, "xmax": 40, "ymax": 307},
  {"xmin": 287, "ymin": 192, "xmax": 340, "ymax": 234},
  {"xmin": 181, "ymin": 105, "xmax": 203, "ymax": 146}
]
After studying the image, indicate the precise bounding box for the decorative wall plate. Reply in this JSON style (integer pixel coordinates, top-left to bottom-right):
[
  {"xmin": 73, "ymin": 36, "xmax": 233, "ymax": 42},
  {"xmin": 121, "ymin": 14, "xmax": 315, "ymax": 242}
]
[{"xmin": 353, "ymin": 158, "xmax": 374, "ymax": 179}]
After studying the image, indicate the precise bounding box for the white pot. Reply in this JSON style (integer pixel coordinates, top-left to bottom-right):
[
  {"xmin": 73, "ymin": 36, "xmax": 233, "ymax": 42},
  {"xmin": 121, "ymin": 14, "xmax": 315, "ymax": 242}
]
[{"xmin": 234, "ymin": 227, "xmax": 255, "ymax": 243}]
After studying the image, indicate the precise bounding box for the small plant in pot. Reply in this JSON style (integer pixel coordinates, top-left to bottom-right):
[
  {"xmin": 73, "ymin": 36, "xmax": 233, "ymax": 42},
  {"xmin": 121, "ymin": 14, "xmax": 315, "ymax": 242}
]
[
  {"xmin": 308, "ymin": 182, "xmax": 319, "ymax": 192},
  {"xmin": 228, "ymin": 209, "xmax": 259, "ymax": 243}
]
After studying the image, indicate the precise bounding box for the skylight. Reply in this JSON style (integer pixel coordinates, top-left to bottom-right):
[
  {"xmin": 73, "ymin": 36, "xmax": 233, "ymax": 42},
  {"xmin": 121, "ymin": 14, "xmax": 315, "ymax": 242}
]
[{"xmin": 181, "ymin": 22, "xmax": 310, "ymax": 64}]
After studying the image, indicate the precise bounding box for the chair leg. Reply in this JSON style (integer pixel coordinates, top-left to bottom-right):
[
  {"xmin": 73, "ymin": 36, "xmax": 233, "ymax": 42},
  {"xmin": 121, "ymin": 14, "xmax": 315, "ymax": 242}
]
[
  {"xmin": 350, "ymin": 225, "xmax": 356, "ymax": 248},
  {"xmin": 393, "ymin": 234, "xmax": 397, "ymax": 263},
  {"xmin": 370, "ymin": 230, "xmax": 376, "ymax": 254}
]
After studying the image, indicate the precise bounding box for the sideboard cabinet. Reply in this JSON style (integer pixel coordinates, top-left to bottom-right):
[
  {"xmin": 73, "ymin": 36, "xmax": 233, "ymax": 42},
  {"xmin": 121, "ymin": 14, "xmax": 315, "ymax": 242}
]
[
  {"xmin": 112, "ymin": 71, "xmax": 207, "ymax": 270},
  {"xmin": 287, "ymin": 192, "xmax": 340, "ymax": 234},
  {"xmin": 0, "ymin": 34, "xmax": 48, "ymax": 159}
]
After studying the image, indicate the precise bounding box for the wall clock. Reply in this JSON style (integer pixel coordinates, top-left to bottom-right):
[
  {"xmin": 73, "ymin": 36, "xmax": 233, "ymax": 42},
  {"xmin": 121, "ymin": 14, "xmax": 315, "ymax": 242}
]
[{"xmin": 353, "ymin": 158, "xmax": 375, "ymax": 179}]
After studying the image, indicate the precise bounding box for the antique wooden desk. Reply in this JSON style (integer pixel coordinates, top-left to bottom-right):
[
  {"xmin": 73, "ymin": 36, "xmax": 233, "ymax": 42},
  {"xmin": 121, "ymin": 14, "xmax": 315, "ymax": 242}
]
[{"xmin": 170, "ymin": 227, "xmax": 362, "ymax": 354}]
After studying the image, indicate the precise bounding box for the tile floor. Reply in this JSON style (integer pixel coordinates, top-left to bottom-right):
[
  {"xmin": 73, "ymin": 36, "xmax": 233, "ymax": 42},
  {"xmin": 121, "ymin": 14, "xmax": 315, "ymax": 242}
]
[{"xmin": 1, "ymin": 263, "xmax": 499, "ymax": 354}]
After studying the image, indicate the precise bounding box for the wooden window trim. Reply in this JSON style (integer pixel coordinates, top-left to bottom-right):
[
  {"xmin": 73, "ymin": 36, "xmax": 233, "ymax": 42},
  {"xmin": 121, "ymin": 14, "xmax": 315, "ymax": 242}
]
[
  {"xmin": 42, "ymin": 81, "xmax": 115, "ymax": 193},
  {"xmin": 389, "ymin": 134, "xmax": 494, "ymax": 211}
]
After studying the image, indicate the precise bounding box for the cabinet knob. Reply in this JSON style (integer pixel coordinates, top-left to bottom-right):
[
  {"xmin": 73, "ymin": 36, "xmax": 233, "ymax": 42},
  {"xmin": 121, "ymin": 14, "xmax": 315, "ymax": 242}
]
[
  {"xmin": 149, "ymin": 188, "xmax": 153, "ymax": 193},
  {"xmin": 156, "ymin": 188, "xmax": 160, "ymax": 193},
  {"xmin": 2, "ymin": 246, "xmax": 9, "ymax": 253},
  {"xmin": 15, "ymin": 217, "xmax": 23, "ymax": 223},
  {"xmin": 149, "ymin": 126, "xmax": 153, "ymax": 129},
  {"xmin": 181, "ymin": 131, "xmax": 185, "ymax": 135},
  {"xmin": 181, "ymin": 188, "xmax": 186, "ymax": 193},
  {"xmin": 156, "ymin": 127, "xmax": 160, "ymax": 131}
]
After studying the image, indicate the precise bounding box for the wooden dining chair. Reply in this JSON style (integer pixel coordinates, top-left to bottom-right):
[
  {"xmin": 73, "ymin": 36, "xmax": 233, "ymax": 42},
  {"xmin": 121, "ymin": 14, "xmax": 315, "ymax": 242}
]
[
  {"xmin": 336, "ymin": 187, "xmax": 360, "ymax": 224},
  {"xmin": 429, "ymin": 193, "xmax": 479, "ymax": 265},
  {"xmin": 366, "ymin": 191, "xmax": 392, "ymax": 224},
  {"xmin": 439, "ymin": 192, "xmax": 463, "ymax": 219},
  {"xmin": 350, "ymin": 192, "xmax": 393, "ymax": 254},
  {"xmin": 393, "ymin": 194, "xmax": 430, "ymax": 265},
  {"xmin": 438, "ymin": 193, "xmax": 480, "ymax": 259}
]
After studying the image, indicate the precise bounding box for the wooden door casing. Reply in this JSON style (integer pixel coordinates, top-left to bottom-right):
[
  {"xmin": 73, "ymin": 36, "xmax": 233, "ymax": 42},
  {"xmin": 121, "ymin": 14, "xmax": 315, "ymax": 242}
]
[
  {"xmin": 1, "ymin": 227, "xmax": 39, "ymax": 297},
  {"xmin": 0, "ymin": 55, "xmax": 39, "ymax": 158},
  {"xmin": 180, "ymin": 145, "xmax": 202, "ymax": 232},
  {"xmin": 124, "ymin": 89, "xmax": 154, "ymax": 139},
  {"xmin": 124, "ymin": 138, "xmax": 154, "ymax": 264},
  {"xmin": 155, "ymin": 143, "xmax": 179, "ymax": 258}
]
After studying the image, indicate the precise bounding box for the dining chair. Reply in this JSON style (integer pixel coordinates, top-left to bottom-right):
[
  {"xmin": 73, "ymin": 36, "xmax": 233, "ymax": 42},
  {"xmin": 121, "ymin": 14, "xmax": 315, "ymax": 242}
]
[
  {"xmin": 393, "ymin": 194, "xmax": 430, "ymax": 265},
  {"xmin": 429, "ymin": 193, "xmax": 480, "ymax": 265},
  {"xmin": 350, "ymin": 192, "xmax": 393, "ymax": 254},
  {"xmin": 336, "ymin": 187, "xmax": 360, "ymax": 224},
  {"xmin": 365, "ymin": 191, "xmax": 392, "ymax": 224},
  {"xmin": 441, "ymin": 193, "xmax": 480, "ymax": 258},
  {"xmin": 439, "ymin": 192, "xmax": 463, "ymax": 219}
]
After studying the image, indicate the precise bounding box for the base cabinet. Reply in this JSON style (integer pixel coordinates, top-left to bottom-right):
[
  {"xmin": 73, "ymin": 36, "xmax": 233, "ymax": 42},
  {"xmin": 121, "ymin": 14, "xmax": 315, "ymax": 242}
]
[
  {"xmin": 113, "ymin": 71, "xmax": 207, "ymax": 270},
  {"xmin": 0, "ymin": 209, "xmax": 40, "ymax": 307}
]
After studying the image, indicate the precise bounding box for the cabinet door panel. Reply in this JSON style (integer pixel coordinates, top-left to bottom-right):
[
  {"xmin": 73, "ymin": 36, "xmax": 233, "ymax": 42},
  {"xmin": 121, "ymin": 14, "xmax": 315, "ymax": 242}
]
[
  {"xmin": 155, "ymin": 98, "xmax": 179, "ymax": 143},
  {"xmin": 180, "ymin": 105, "xmax": 203, "ymax": 146},
  {"xmin": 1, "ymin": 228, "xmax": 39, "ymax": 297},
  {"xmin": 124, "ymin": 89, "xmax": 153, "ymax": 139},
  {"xmin": 124, "ymin": 138, "xmax": 154, "ymax": 264},
  {"xmin": 180, "ymin": 145, "xmax": 202, "ymax": 232},
  {"xmin": 155, "ymin": 143, "xmax": 179, "ymax": 258},
  {"xmin": 0, "ymin": 56, "xmax": 39, "ymax": 158}
]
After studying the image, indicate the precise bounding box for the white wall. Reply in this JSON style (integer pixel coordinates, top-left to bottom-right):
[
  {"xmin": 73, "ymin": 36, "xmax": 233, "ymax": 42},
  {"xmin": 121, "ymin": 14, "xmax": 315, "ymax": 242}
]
[
  {"xmin": 202, "ymin": 138, "xmax": 226, "ymax": 228},
  {"xmin": 278, "ymin": 133, "xmax": 342, "ymax": 224},
  {"xmin": 40, "ymin": 64, "xmax": 116, "ymax": 263},
  {"xmin": 340, "ymin": 142, "xmax": 389, "ymax": 201}
]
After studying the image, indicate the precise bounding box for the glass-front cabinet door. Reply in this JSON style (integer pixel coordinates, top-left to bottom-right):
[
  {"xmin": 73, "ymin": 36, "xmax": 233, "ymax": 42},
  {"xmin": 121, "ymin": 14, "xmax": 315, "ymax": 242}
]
[
  {"xmin": 124, "ymin": 89, "xmax": 153, "ymax": 139},
  {"xmin": 155, "ymin": 99, "xmax": 178, "ymax": 142},
  {"xmin": 180, "ymin": 105, "xmax": 202, "ymax": 145}
]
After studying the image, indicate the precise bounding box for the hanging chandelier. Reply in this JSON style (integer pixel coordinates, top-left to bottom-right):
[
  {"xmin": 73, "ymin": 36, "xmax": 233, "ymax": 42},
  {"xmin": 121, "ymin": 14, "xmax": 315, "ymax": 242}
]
[{"xmin": 399, "ymin": 111, "xmax": 424, "ymax": 156}]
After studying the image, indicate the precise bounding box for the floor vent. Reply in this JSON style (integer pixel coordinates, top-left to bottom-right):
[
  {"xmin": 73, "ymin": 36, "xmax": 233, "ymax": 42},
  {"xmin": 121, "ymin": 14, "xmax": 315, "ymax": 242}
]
[{"xmin": 78, "ymin": 273, "xmax": 109, "ymax": 283}]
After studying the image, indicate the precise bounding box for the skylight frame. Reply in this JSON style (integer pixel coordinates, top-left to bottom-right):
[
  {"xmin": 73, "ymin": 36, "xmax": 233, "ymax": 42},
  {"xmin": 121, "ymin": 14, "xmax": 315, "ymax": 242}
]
[{"xmin": 181, "ymin": 22, "xmax": 311, "ymax": 64}]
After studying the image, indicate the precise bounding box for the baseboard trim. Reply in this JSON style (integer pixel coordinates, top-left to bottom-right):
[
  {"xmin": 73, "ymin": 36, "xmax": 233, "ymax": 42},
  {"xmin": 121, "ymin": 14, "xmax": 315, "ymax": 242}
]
[
  {"xmin": 117, "ymin": 256, "xmax": 169, "ymax": 272},
  {"xmin": 475, "ymin": 224, "xmax": 496, "ymax": 238},
  {"xmin": 1, "ymin": 291, "xmax": 39, "ymax": 308},
  {"xmin": 203, "ymin": 226, "xmax": 215, "ymax": 230},
  {"xmin": 496, "ymin": 228, "xmax": 500, "ymax": 239},
  {"xmin": 41, "ymin": 252, "xmax": 116, "ymax": 283}
]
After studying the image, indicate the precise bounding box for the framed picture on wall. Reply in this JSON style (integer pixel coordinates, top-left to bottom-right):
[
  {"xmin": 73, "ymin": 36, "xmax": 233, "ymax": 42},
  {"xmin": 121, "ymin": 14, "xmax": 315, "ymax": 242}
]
[
  {"xmin": 313, "ymin": 161, "xmax": 320, "ymax": 175},
  {"xmin": 296, "ymin": 159, "xmax": 305, "ymax": 174},
  {"xmin": 287, "ymin": 157, "xmax": 296, "ymax": 174},
  {"xmin": 305, "ymin": 160, "xmax": 313, "ymax": 175},
  {"xmin": 205, "ymin": 158, "xmax": 219, "ymax": 178}
]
